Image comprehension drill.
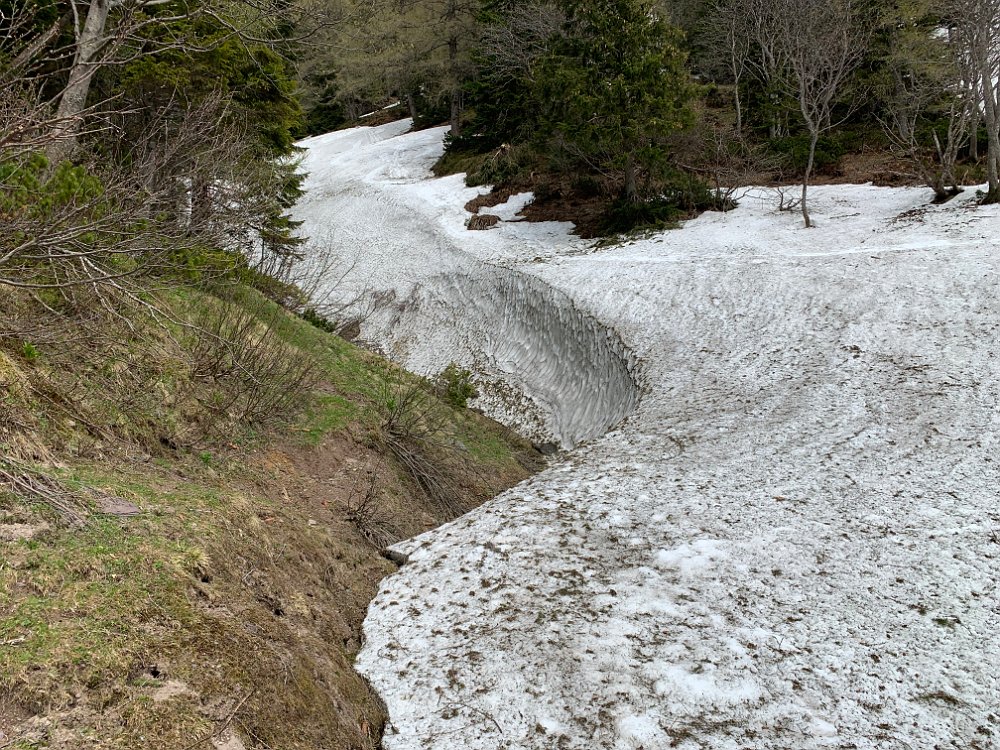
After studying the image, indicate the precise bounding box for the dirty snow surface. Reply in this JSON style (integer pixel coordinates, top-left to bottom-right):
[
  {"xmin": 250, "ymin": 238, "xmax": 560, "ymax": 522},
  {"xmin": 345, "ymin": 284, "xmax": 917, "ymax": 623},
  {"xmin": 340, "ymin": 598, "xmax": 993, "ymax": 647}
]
[{"xmin": 295, "ymin": 122, "xmax": 1000, "ymax": 750}]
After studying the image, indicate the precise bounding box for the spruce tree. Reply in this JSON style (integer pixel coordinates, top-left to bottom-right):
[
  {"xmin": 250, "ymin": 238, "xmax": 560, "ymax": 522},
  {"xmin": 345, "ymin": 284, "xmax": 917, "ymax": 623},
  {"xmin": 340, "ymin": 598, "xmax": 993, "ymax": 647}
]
[{"xmin": 536, "ymin": 0, "xmax": 696, "ymax": 201}]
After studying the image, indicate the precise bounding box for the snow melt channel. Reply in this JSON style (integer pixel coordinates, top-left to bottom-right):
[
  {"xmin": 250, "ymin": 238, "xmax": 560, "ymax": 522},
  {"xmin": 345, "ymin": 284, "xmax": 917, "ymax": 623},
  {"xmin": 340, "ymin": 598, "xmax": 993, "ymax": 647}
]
[
  {"xmin": 297, "ymin": 122, "xmax": 1000, "ymax": 750},
  {"xmin": 294, "ymin": 121, "xmax": 639, "ymax": 449},
  {"xmin": 368, "ymin": 265, "xmax": 639, "ymax": 448}
]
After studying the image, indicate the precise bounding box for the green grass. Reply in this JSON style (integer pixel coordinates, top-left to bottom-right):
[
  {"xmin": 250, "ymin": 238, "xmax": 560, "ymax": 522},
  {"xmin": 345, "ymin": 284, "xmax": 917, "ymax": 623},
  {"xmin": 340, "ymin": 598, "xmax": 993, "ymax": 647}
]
[
  {"xmin": 300, "ymin": 394, "xmax": 359, "ymax": 445},
  {"xmin": 431, "ymin": 150, "xmax": 490, "ymax": 182},
  {"xmin": 0, "ymin": 279, "xmax": 538, "ymax": 747},
  {"xmin": 0, "ymin": 508, "xmax": 198, "ymax": 707}
]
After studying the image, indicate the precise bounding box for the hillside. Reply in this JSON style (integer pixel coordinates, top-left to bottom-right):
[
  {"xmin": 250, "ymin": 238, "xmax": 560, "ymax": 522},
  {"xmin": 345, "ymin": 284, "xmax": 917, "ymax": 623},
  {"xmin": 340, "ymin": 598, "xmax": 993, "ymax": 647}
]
[{"xmin": 0, "ymin": 282, "xmax": 541, "ymax": 749}]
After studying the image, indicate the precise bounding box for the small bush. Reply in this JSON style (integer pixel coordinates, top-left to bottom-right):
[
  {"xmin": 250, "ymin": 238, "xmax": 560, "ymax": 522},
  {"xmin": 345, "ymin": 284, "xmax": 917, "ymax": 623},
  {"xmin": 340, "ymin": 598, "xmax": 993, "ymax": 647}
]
[
  {"xmin": 602, "ymin": 198, "xmax": 681, "ymax": 234},
  {"xmin": 187, "ymin": 294, "xmax": 320, "ymax": 436},
  {"xmin": 20, "ymin": 342, "xmax": 39, "ymax": 362},
  {"xmin": 659, "ymin": 170, "xmax": 720, "ymax": 212},
  {"xmin": 300, "ymin": 308, "xmax": 338, "ymax": 333},
  {"xmin": 468, "ymin": 144, "xmax": 534, "ymax": 187},
  {"xmin": 436, "ymin": 363, "xmax": 478, "ymax": 409},
  {"xmin": 166, "ymin": 245, "xmax": 247, "ymax": 286}
]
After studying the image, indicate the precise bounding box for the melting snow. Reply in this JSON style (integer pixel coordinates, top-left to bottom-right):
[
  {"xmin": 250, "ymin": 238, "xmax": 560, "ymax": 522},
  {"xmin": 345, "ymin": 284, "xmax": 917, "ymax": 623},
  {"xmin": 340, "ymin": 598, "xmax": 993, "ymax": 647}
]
[{"xmin": 294, "ymin": 121, "xmax": 1000, "ymax": 750}]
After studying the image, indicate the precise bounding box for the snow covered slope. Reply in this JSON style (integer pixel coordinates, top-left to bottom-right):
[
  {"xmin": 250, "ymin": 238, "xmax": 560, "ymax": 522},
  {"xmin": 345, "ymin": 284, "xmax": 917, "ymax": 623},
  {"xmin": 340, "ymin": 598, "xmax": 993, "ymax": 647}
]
[
  {"xmin": 294, "ymin": 122, "xmax": 639, "ymax": 448},
  {"xmin": 295, "ymin": 122, "xmax": 1000, "ymax": 750}
]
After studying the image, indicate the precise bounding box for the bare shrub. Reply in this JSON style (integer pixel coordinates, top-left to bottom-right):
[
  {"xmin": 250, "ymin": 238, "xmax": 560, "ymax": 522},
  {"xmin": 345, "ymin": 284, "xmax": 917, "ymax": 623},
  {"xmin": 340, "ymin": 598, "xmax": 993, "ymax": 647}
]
[
  {"xmin": 185, "ymin": 294, "xmax": 320, "ymax": 441},
  {"xmin": 672, "ymin": 120, "xmax": 789, "ymax": 209},
  {"xmin": 0, "ymin": 457, "xmax": 89, "ymax": 526},
  {"xmin": 379, "ymin": 374, "xmax": 467, "ymax": 520},
  {"xmin": 345, "ymin": 469, "xmax": 399, "ymax": 550}
]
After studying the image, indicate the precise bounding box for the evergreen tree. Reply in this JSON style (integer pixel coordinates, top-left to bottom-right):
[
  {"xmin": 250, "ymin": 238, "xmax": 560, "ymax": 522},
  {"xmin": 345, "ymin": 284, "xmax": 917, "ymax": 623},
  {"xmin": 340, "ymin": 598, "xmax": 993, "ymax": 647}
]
[{"xmin": 536, "ymin": 0, "xmax": 696, "ymax": 201}]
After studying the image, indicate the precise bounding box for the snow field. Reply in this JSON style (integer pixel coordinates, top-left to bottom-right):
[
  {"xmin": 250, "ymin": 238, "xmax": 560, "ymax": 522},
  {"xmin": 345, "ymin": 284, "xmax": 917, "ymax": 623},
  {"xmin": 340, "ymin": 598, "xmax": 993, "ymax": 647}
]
[{"xmin": 294, "ymin": 122, "xmax": 1000, "ymax": 750}]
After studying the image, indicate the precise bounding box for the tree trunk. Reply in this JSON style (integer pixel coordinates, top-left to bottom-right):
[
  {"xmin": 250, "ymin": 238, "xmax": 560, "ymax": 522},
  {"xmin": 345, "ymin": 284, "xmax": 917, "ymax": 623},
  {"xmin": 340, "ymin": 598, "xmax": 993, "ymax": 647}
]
[
  {"xmin": 190, "ymin": 175, "xmax": 213, "ymax": 232},
  {"xmin": 801, "ymin": 130, "xmax": 818, "ymax": 227},
  {"xmin": 976, "ymin": 39, "xmax": 1000, "ymax": 202},
  {"xmin": 49, "ymin": 0, "xmax": 112, "ymax": 160},
  {"xmin": 734, "ymin": 79, "xmax": 743, "ymax": 136},
  {"xmin": 986, "ymin": 142, "xmax": 1000, "ymax": 203},
  {"xmin": 624, "ymin": 155, "xmax": 639, "ymax": 202},
  {"xmin": 970, "ymin": 98, "xmax": 980, "ymax": 162},
  {"xmin": 982, "ymin": 81, "xmax": 1000, "ymax": 203},
  {"xmin": 448, "ymin": 36, "xmax": 462, "ymax": 137},
  {"xmin": 449, "ymin": 94, "xmax": 462, "ymax": 138},
  {"xmin": 407, "ymin": 93, "xmax": 418, "ymax": 122}
]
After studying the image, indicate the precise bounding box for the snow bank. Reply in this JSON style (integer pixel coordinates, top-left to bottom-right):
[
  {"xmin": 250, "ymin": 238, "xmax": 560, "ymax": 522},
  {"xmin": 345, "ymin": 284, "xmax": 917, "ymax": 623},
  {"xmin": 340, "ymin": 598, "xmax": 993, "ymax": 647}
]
[
  {"xmin": 294, "ymin": 122, "xmax": 1000, "ymax": 750},
  {"xmin": 294, "ymin": 122, "xmax": 639, "ymax": 448}
]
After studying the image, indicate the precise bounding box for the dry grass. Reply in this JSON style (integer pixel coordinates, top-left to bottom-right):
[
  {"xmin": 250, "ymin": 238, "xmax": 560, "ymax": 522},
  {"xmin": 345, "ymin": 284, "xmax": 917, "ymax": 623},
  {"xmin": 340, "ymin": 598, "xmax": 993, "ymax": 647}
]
[{"xmin": 0, "ymin": 281, "xmax": 541, "ymax": 749}]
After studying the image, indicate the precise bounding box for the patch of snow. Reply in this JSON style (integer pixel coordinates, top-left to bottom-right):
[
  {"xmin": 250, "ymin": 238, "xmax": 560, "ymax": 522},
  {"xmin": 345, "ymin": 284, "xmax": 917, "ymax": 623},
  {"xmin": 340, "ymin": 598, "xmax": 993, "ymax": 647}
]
[
  {"xmin": 489, "ymin": 191, "xmax": 535, "ymax": 222},
  {"xmin": 293, "ymin": 123, "xmax": 1000, "ymax": 750},
  {"xmin": 360, "ymin": 101, "xmax": 403, "ymax": 119}
]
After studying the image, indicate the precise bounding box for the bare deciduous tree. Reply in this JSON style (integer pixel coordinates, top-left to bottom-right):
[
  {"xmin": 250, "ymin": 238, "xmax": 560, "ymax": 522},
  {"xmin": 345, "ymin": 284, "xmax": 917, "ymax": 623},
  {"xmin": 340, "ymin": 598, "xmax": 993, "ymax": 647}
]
[
  {"xmin": 0, "ymin": 1, "xmax": 324, "ymax": 302},
  {"xmin": 477, "ymin": 1, "xmax": 565, "ymax": 87},
  {"xmin": 714, "ymin": 0, "xmax": 752, "ymax": 136},
  {"xmin": 771, "ymin": 0, "xmax": 869, "ymax": 226},
  {"xmin": 334, "ymin": 0, "xmax": 480, "ymax": 135},
  {"xmin": 881, "ymin": 0, "xmax": 972, "ymax": 201},
  {"xmin": 950, "ymin": 0, "xmax": 1000, "ymax": 201}
]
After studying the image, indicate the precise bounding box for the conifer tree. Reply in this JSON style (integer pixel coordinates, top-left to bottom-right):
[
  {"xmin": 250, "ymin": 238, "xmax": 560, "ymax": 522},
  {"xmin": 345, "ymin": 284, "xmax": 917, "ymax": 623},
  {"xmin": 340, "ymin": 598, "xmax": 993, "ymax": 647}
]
[{"xmin": 536, "ymin": 0, "xmax": 696, "ymax": 201}]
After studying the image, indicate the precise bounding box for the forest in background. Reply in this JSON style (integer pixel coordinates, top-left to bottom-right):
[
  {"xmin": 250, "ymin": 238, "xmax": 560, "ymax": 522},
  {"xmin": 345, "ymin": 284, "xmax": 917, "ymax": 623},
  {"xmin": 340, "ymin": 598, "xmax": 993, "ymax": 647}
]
[
  {"xmin": 2, "ymin": 0, "xmax": 998, "ymax": 306},
  {"xmin": 309, "ymin": 0, "xmax": 999, "ymax": 233},
  {"xmin": 1, "ymin": 1, "xmax": 998, "ymax": 747}
]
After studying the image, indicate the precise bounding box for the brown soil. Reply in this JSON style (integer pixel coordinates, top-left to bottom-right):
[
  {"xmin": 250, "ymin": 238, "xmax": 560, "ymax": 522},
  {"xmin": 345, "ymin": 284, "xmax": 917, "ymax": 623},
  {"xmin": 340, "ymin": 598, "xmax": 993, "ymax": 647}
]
[
  {"xmin": 465, "ymin": 182, "xmax": 612, "ymax": 238},
  {"xmin": 464, "ymin": 188, "xmax": 518, "ymax": 215},
  {"xmin": 519, "ymin": 192, "xmax": 612, "ymax": 239},
  {"xmin": 203, "ymin": 417, "xmax": 539, "ymax": 750},
  {"xmin": 460, "ymin": 149, "xmax": 928, "ymax": 240},
  {"xmin": 467, "ymin": 214, "xmax": 500, "ymax": 230}
]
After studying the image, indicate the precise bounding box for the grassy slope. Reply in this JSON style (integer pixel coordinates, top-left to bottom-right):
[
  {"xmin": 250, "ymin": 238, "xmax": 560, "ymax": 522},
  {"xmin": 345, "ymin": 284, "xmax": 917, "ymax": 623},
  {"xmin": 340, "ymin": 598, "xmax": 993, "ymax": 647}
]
[{"xmin": 0, "ymin": 286, "xmax": 539, "ymax": 750}]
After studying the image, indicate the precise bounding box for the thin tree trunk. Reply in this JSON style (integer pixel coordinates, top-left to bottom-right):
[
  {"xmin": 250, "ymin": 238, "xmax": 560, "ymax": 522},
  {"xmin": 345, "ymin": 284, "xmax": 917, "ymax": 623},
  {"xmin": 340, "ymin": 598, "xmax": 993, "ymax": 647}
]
[
  {"xmin": 734, "ymin": 78, "xmax": 743, "ymax": 136},
  {"xmin": 448, "ymin": 36, "xmax": 461, "ymax": 137},
  {"xmin": 450, "ymin": 94, "xmax": 462, "ymax": 137},
  {"xmin": 407, "ymin": 93, "xmax": 418, "ymax": 122},
  {"xmin": 982, "ymin": 81, "xmax": 1000, "ymax": 202},
  {"xmin": 49, "ymin": 0, "xmax": 112, "ymax": 160},
  {"xmin": 986, "ymin": 139, "xmax": 1000, "ymax": 203},
  {"xmin": 190, "ymin": 175, "xmax": 213, "ymax": 231},
  {"xmin": 801, "ymin": 130, "xmax": 817, "ymax": 227},
  {"xmin": 970, "ymin": 98, "xmax": 980, "ymax": 161},
  {"xmin": 624, "ymin": 155, "xmax": 639, "ymax": 202}
]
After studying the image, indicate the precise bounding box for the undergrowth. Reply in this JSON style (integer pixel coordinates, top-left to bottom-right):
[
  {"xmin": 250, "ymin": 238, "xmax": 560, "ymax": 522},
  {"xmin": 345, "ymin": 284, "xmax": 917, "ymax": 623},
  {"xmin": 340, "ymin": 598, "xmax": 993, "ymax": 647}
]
[{"xmin": 0, "ymin": 280, "xmax": 539, "ymax": 749}]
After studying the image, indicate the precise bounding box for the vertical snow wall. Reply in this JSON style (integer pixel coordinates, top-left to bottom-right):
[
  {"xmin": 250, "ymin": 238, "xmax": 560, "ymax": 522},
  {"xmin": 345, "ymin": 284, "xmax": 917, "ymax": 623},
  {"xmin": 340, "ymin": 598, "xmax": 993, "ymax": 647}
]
[{"xmin": 358, "ymin": 263, "xmax": 641, "ymax": 449}]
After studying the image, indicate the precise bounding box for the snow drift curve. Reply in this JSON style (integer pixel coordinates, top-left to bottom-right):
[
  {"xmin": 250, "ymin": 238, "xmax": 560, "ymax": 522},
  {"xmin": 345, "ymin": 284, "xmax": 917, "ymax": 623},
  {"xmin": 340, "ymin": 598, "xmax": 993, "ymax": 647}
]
[{"xmin": 371, "ymin": 263, "xmax": 640, "ymax": 449}]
